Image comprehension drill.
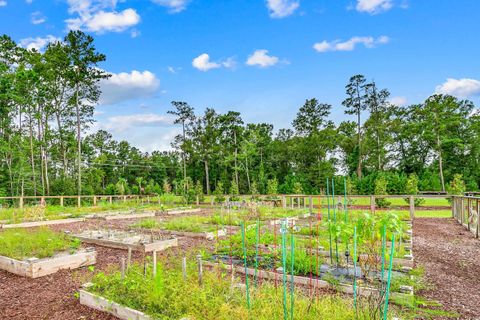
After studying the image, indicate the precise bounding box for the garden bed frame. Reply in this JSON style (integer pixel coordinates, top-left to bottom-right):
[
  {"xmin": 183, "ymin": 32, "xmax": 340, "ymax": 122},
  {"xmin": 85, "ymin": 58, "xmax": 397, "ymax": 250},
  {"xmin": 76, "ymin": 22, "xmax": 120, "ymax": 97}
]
[
  {"xmin": 165, "ymin": 208, "xmax": 202, "ymax": 215},
  {"xmin": 73, "ymin": 230, "xmax": 178, "ymax": 253},
  {"xmin": 0, "ymin": 248, "xmax": 96, "ymax": 278},
  {"xmin": 0, "ymin": 218, "xmax": 85, "ymax": 229},
  {"xmin": 159, "ymin": 228, "xmax": 227, "ymax": 240},
  {"xmin": 80, "ymin": 283, "xmax": 152, "ymax": 320}
]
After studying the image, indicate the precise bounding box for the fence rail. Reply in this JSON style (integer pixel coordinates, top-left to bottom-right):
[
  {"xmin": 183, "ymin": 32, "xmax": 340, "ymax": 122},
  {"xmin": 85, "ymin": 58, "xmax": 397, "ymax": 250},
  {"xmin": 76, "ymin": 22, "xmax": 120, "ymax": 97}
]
[{"xmin": 452, "ymin": 196, "xmax": 480, "ymax": 238}]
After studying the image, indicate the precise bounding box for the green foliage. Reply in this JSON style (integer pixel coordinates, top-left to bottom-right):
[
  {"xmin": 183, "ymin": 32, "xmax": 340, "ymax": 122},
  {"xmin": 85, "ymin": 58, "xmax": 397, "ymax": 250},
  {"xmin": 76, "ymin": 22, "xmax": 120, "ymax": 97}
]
[
  {"xmin": 266, "ymin": 178, "xmax": 278, "ymax": 196},
  {"xmin": 195, "ymin": 180, "xmax": 204, "ymax": 202},
  {"xmin": 404, "ymin": 173, "xmax": 424, "ymax": 206},
  {"xmin": 374, "ymin": 175, "xmax": 391, "ymax": 207},
  {"xmin": 229, "ymin": 178, "xmax": 240, "ymax": 201},
  {"xmin": 0, "ymin": 227, "xmax": 80, "ymax": 260},
  {"xmin": 213, "ymin": 181, "xmax": 225, "ymax": 203},
  {"xmin": 448, "ymin": 173, "xmax": 466, "ymax": 195}
]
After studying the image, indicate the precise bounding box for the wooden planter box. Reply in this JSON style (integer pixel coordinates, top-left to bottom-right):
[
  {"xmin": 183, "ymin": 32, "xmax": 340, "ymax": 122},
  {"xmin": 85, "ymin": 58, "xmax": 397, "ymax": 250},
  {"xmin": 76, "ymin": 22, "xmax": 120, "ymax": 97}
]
[
  {"xmin": 73, "ymin": 231, "xmax": 178, "ymax": 253},
  {"xmin": 1, "ymin": 218, "xmax": 85, "ymax": 229},
  {"xmin": 80, "ymin": 284, "xmax": 152, "ymax": 320},
  {"xmin": 166, "ymin": 208, "xmax": 202, "ymax": 215},
  {"xmin": 0, "ymin": 248, "xmax": 96, "ymax": 278},
  {"xmin": 160, "ymin": 228, "xmax": 227, "ymax": 240}
]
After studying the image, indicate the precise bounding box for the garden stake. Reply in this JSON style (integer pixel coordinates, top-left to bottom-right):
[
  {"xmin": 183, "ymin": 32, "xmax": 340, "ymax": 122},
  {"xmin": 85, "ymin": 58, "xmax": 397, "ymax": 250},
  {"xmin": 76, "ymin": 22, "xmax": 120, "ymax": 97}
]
[
  {"xmin": 326, "ymin": 179, "xmax": 333, "ymax": 265},
  {"xmin": 196, "ymin": 254, "xmax": 203, "ymax": 286},
  {"xmin": 290, "ymin": 233, "xmax": 295, "ymax": 320},
  {"xmin": 240, "ymin": 222, "xmax": 251, "ymax": 310},
  {"xmin": 281, "ymin": 221, "xmax": 288, "ymax": 320},
  {"xmin": 381, "ymin": 225, "xmax": 386, "ymax": 283},
  {"xmin": 127, "ymin": 247, "xmax": 132, "ymax": 268},
  {"xmin": 332, "ymin": 177, "xmax": 339, "ymax": 265},
  {"xmin": 152, "ymin": 250, "xmax": 157, "ymax": 277},
  {"xmin": 343, "ymin": 176, "xmax": 348, "ymax": 223},
  {"xmin": 353, "ymin": 226, "xmax": 358, "ymax": 311},
  {"xmin": 120, "ymin": 257, "xmax": 125, "ymax": 279},
  {"xmin": 383, "ymin": 234, "xmax": 395, "ymax": 320},
  {"xmin": 254, "ymin": 219, "xmax": 260, "ymax": 288},
  {"xmin": 182, "ymin": 256, "xmax": 187, "ymax": 281}
]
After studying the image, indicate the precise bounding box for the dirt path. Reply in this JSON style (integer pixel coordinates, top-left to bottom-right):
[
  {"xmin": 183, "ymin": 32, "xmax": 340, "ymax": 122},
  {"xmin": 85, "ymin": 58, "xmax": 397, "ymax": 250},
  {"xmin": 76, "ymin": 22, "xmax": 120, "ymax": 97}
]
[{"xmin": 414, "ymin": 218, "xmax": 480, "ymax": 319}]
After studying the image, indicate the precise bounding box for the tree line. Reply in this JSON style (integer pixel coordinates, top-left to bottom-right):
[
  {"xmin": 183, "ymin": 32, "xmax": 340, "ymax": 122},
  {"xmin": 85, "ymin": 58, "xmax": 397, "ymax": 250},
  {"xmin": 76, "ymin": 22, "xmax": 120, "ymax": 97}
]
[{"xmin": 1, "ymin": 32, "xmax": 478, "ymax": 199}]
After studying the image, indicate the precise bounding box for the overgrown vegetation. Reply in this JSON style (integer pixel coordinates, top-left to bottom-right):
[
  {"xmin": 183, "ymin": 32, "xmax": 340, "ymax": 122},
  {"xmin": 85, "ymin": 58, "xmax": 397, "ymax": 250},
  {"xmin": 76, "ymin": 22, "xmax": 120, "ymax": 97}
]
[{"xmin": 0, "ymin": 227, "xmax": 80, "ymax": 260}]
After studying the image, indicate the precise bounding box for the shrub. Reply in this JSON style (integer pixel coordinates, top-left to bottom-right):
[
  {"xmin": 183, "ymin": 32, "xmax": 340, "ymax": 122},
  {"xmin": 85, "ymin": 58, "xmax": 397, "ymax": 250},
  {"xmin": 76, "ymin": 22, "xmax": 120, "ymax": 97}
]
[
  {"xmin": 374, "ymin": 175, "xmax": 391, "ymax": 208},
  {"xmin": 404, "ymin": 173, "xmax": 424, "ymax": 206},
  {"xmin": 229, "ymin": 178, "xmax": 240, "ymax": 201},
  {"xmin": 213, "ymin": 181, "xmax": 225, "ymax": 204}
]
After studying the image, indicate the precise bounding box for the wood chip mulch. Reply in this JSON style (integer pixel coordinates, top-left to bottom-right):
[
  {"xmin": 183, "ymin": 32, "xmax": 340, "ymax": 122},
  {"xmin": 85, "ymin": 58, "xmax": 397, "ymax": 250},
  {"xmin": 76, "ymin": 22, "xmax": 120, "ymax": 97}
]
[{"xmin": 414, "ymin": 218, "xmax": 480, "ymax": 319}]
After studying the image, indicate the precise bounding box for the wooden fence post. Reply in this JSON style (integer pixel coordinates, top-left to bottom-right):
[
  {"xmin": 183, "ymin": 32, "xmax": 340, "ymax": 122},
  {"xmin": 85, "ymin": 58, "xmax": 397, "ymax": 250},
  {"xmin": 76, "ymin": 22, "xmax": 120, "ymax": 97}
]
[
  {"xmin": 476, "ymin": 199, "xmax": 479, "ymax": 239},
  {"xmin": 19, "ymin": 196, "xmax": 24, "ymax": 209},
  {"xmin": 461, "ymin": 197, "xmax": 465, "ymax": 226},
  {"xmin": 196, "ymin": 195, "xmax": 199, "ymax": 205},
  {"xmin": 282, "ymin": 196, "xmax": 286, "ymax": 209},
  {"xmin": 370, "ymin": 195, "xmax": 376, "ymax": 214},
  {"xmin": 109, "ymin": 196, "xmax": 113, "ymax": 204},
  {"xmin": 409, "ymin": 195, "xmax": 415, "ymax": 220},
  {"xmin": 451, "ymin": 196, "xmax": 455, "ymax": 219},
  {"xmin": 309, "ymin": 196, "xmax": 313, "ymax": 213},
  {"xmin": 93, "ymin": 196, "xmax": 97, "ymax": 206},
  {"xmin": 77, "ymin": 196, "xmax": 81, "ymax": 207},
  {"xmin": 467, "ymin": 198, "xmax": 471, "ymax": 231},
  {"xmin": 60, "ymin": 196, "xmax": 64, "ymax": 207}
]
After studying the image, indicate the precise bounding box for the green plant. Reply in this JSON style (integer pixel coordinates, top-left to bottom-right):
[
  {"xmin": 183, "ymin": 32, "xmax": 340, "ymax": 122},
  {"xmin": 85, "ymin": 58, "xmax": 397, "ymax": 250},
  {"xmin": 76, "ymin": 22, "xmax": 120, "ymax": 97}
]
[
  {"xmin": 0, "ymin": 228, "xmax": 80, "ymax": 260},
  {"xmin": 213, "ymin": 181, "xmax": 226, "ymax": 203},
  {"xmin": 374, "ymin": 175, "xmax": 391, "ymax": 208},
  {"xmin": 404, "ymin": 173, "xmax": 424, "ymax": 206}
]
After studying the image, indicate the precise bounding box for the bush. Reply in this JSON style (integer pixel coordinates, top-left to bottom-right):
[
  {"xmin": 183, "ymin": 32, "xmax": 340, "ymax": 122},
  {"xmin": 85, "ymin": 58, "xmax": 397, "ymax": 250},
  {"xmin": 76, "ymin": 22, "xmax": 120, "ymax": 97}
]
[
  {"xmin": 448, "ymin": 174, "xmax": 466, "ymax": 196},
  {"xmin": 229, "ymin": 178, "xmax": 240, "ymax": 201},
  {"xmin": 266, "ymin": 178, "xmax": 278, "ymax": 196},
  {"xmin": 374, "ymin": 175, "xmax": 391, "ymax": 208},
  {"xmin": 213, "ymin": 181, "xmax": 225, "ymax": 204},
  {"xmin": 404, "ymin": 173, "xmax": 424, "ymax": 206}
]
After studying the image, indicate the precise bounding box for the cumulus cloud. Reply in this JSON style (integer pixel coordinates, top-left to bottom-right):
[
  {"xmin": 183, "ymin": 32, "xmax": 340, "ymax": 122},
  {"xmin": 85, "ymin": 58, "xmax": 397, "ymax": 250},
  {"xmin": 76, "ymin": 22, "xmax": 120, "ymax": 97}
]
[
  {"xmin": 191, "ymin": 53, "xmax": 236, "ymax": 73},
  {"xmin": 435, "ymin": 78, "xmax": 480, "ymax": 98},
  {"xmin": 0, "ymin": 1, "xmax": 7, "ymax": 7},
  {"xmin": 31, "ymin": 11, "xmax": 46, "ymax": 24},
  {"xmin": 151, "ymin": 0, "xmax": 189, "ymax": 13},
  {"xmin": 246, "ymin": 49, "xmax": 280, "ymax": 68},
  {"xmin": 100, "ymin": 113, "xmax": 172, "ymax": 131},
  {"xmin": 20, "ymin": 35, "xmax": 61, "ymax": 51},
  {"xmin": 266, "ymin": 0, "xmax": 299, "ymax": 18},
  {"xmin": 100, "ymin": 70, "xmax": 160, "ymax": 105},
  {"xmin": 389, "ymin": 96, "xmax": 407, "ymax": 106},
  {"xmin": 355, "ymin": 0, "xmax": 393, "ymax": 14},
  {"xmin": 65, "ymin": 0, "xmax": 140, "ymax": 33},
  {"xmin": 313, "ymin": 36, "xmax": 389, "ymax": 52}
]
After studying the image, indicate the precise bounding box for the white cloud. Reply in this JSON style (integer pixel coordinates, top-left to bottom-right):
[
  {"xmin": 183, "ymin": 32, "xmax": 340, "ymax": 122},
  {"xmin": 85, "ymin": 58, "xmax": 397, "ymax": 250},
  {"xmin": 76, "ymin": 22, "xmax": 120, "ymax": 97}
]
[
  {"xmin": 26, "ymin": 0, "xmax": 33, "ymax": 3},
  {"xmin": 31, "ymin": 11, "xmax": 46, "ymax": 24},
  {"xmin": 246, "ymin": 49, "xmax": 279, "ymax": 68},
  {"xmin": 151, "ymin": 0, "xmax": 189, "ymax": 13},
  {"xmin": 389, "ymin": 96, "xmax": 407, "ymax": 106},
  {"xmin": 65, "ymin": 0, "xmax": 140, "ymax": 33},
  {"xmin": 266, "ymin": 0, "xmax": 299, "ymax": 18},
  {"xmin": 192, "ymin": 53, "xmax": 221, "ymax": 72},
  {"xmin": 100, "ymin": 70, "xmax": 160, "ymax": 105},
  {"xmin": 0, "ymin": 1, "xmax": 7, "ymax": 7},
  {"xmin": 100, "ymin": 113, "xmax": 172, "ymax": 131},
  {"xmin": 20, "ymin": 35, "xmax": 61, "ymax": 51},
  {"xmin": 435, "ymin": 78, "xmax": 480, "ymax": 98},
  {"xmin": 313, "ymin": 36, "xmax": 389, "ymax": 52},
  {"xmin": 356, "ymin": 0, "xmax": 393, "ymax": 14}
]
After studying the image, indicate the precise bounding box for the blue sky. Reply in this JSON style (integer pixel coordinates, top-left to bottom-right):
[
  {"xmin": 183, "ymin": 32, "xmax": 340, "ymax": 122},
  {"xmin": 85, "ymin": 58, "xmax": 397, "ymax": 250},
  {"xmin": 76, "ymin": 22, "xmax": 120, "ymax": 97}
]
[{"xmin": 1, "ymin": 0, "xmax": 479, "ymax": 151}]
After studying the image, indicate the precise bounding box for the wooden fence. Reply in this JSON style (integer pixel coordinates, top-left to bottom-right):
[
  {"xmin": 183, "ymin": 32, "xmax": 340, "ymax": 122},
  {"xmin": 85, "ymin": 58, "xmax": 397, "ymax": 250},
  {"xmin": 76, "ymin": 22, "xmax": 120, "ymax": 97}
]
[{"xmin": 452, "ymin": 196, "xmax": 480, "ymax": 238}]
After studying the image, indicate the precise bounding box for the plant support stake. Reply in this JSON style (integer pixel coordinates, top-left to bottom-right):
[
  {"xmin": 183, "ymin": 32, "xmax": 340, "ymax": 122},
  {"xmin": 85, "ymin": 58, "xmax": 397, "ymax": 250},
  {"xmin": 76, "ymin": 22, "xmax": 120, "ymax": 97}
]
[
  {"xmin": 240, "ymin": 222, "xmax": 251, "ymax": 310},
  {"xmin": 290, "ymin": 233, "xmax": 295, "ymax": 320},
  {"xmin": 281, "ymin": 221, "xmax": 288, "ymax": 320},
  {"xmin": 383, "ymin": 234, "xmax": 395, "ymax": 320},
  {"xmin": 254, "ymin": 219, "xmax": 260, "ymax": 288},
  {"xmin": 353, "ymin": 226, "xmax": 358, "ymax": 311}
]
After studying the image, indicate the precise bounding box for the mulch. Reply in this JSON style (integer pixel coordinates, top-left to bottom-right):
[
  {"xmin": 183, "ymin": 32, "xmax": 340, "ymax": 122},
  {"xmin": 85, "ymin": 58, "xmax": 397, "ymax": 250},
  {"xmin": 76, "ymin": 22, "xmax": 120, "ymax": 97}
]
[
  {"xmin": 414, "ymin": 218, "xmax": 480, "ymax": 319},
  {"xmin": 0, "ymin": 217, "xmax": 212, "ymax": 320}
]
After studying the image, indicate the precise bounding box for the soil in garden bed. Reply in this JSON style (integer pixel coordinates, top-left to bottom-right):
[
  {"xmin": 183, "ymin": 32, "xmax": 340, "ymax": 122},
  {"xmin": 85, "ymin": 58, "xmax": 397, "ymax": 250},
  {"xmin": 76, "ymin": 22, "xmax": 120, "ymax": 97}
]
[
  {"xmin": 0, "ymin": 236, "xmax": 211, "ymax": 319},
  {"xmin": 414, "ymin": 218, "xmax": 480, "ymax": 319}
]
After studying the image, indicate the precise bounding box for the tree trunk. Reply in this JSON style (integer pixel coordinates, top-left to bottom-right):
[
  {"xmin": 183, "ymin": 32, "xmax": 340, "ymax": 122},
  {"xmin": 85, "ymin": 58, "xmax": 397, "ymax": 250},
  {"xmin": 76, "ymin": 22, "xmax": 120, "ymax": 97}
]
[
  {"xmin": 234, "ymin": 131, "xmax": 239, "ymax": 186},
  {"xmin": 204, "ymin": 159, "xmax": 210, "ymax": 195},
  {"xmin": 356, "ymin": 109, "xmax": 362, "ymax": 178},
  {"xmin": 75, "ymin": 83, "xmax": 82, "ymax": 197},
  {"xmin": 28, "ymin": 113, "xmax": 37, "ymax": 196},
  {"xmin": 56, "ymin": 112, "xmax": 68, "ymax": 176},
  {"xmin": 437, "ymin": 133, "xmax": 446, "ymax": 192},
  {"xmin": 245, "ymin": 157, "xmax": 251, "ymax": 192},
  {"xmin": 43, "ymin": 112, "xmax": 50, "ymax": 195},
  {"xmin": 182, "ymin": 121, "xmax": 186, "ymax": 189}
]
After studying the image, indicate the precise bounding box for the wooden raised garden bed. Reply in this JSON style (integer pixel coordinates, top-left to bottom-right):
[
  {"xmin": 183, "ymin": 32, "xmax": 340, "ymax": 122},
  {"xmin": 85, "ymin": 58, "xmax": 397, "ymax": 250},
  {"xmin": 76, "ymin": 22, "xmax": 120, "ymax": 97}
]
[
  {"xmin": 73, "ymin": 230, "xmax": 178, "ymax": 253},
  {"xmin": 0, "ymin": 248, "xmax": 96, "ymax": 278}
]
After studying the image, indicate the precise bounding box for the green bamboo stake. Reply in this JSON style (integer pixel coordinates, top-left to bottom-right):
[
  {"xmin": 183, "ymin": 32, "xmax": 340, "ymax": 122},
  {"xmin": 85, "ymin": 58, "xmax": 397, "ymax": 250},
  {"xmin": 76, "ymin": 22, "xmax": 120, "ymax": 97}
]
[
  {"xmin": 254, "ymin": 219, "xmax": 260, "ymax": 288},
  {"xmin": 290, "ymin": 233, "xmax": 295, "ymax": 320},
  {"xmin": 383, "ymin": 234, "xmax": 395, "ymax": 320},
  {"xmin": 326, "ymin": 179, "xmax": 333, "ymax": 265},
  {"xmin": 240, "ymin": 222, "xmax": 251, "ymax": 310},
  {"xmin": 332, "ymin": 177, "xmax": 339, "ymax": 265},
  {"xmin": 381, "ymin": 225, "xmax": 387, "ymax": 283},
  {"xmin": 343, "ymin": 176, "xmax": 348, "ymax": 223},
  {"xmin": 353, "ymin": 226, "xmax": 358, "ymax": 311},
  {"xmin": 281, "ymin": 221, "xmax": 288, "ymax": 320}
]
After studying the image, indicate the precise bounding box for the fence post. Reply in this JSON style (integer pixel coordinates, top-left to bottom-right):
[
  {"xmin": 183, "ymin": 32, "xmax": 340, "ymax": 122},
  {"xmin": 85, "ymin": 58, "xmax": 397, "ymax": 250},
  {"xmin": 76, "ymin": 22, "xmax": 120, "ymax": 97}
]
[
  {"xmin": 196, "ymin": 195, "xmax": 199, "ymax": 205},
  {"xmin": 282, "ymin": 195, "xmax": 286, "ymax": 209},
  {"xmin": 451, "ymin": 196, "xmax": 455, "ymax": 219},
  {"xmin": 109, "ymin": 196, "xmax": 113, "ymax": 204},
  {"xmin": 409, "ymin": 195, "xmax": 415, "ymax": 220},
  {"xmin": 60, "ymin": 196, "xmax": 64, "ymax": 207},
  {"xmin": 461, "ymin": 197, "xmax": 465, "ymax": 226},
  {"xmin": 123, "ymin": 195, "xmax": 126, "ymax": 203},
  {"xmin": 77, "ymin": 196, "xmax": 81, "ymax": 207},
  {"xmin": 309, "ymin": 195, "xmax": 313, "ymax": 213},
  {"xmin": 476, "ymin": 199, "xmax": 479, "ymax": 239},
  {"xmin": 19, "ymin": 196, "xmax": 24, "ymax": 209},
  {"xmin": 467, "ymin": 198, "xmax": 471, "ymax": 231},
  {"xmin": 93, "ymin": 196, "xmax": 97, "ymax": 206},
  {"xmin": 370, "ymin": 195, "xmax": 376, "ymax": 214}
]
